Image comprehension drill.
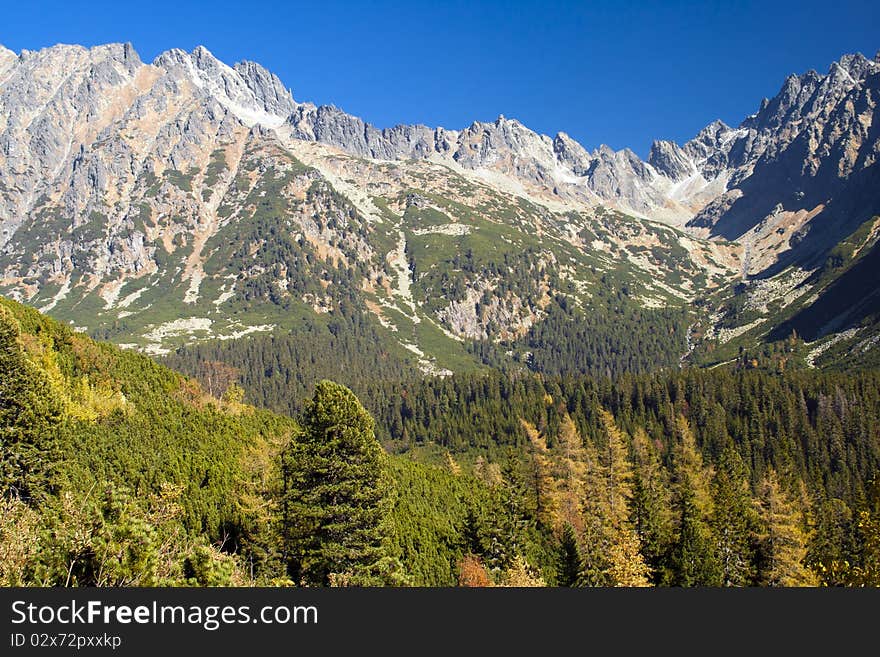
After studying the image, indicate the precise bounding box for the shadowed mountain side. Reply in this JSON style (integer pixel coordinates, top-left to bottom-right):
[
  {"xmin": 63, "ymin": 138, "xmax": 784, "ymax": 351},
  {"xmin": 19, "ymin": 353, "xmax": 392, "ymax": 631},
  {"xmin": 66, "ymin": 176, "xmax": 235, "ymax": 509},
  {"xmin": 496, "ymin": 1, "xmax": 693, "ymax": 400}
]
[{"xmin": 769, "ymin": 238, "xmax": 880, "ymax": 341}]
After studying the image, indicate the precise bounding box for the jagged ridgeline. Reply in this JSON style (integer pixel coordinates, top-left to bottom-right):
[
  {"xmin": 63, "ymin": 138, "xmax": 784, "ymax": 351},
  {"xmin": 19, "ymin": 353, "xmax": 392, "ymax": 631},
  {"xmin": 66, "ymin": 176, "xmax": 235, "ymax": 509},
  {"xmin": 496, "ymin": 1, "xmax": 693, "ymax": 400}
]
[
  {"xmin": 3, "ymin": 44, "xmax": 877, "ymax": 370},
  {"xmin": 2, "ymin": 298, "xmax": 879, "ymax": 586}
]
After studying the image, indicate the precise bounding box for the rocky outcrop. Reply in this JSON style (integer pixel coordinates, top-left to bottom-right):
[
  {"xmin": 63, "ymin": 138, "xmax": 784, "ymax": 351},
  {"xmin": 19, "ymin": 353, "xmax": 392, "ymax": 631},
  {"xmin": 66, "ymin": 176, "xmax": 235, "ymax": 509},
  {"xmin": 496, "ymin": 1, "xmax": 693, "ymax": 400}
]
[
  {"xmin": 648, "ymin": 140, "xmax": 694, "ymax": 181},
  {"xmin": 686, "ymin": 52, "xmax": 880, "ymax": 270}
]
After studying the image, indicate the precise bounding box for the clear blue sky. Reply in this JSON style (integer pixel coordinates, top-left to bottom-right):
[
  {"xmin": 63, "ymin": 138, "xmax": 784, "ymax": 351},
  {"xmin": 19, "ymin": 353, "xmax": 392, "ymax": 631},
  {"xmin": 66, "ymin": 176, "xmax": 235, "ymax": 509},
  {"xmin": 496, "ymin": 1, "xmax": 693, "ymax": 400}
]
[{"xmin": 2, "ymin": 0, "xmax": 877, "ymax": 156}]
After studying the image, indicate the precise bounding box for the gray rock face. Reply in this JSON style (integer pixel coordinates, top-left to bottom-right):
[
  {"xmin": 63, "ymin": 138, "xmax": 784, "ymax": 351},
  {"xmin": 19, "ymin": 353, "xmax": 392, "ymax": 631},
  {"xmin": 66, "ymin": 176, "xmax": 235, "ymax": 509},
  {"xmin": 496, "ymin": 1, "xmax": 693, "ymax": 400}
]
[
  {"xmin": 686, "ymin": 52, "xmax": 880, "ymax": 259},
  {"xmin": 287, "ymin": 106, "xmax": 691, "ymax": 217},
  {"xmin": 553, "ymin": 132, "xmax": 592, "ymax": 175},
  {"xmin": 648, "ymin": 140, "xmax": 694, "ymax": 181},
  {"xmin": 153, "ymin": 46, "xmax": 295, "ymax": 125},
  {"xmin": 0, "ymin": 39, "xmax": 876, "ymax": 300},
  {"xmin": 288, "ymin": 104, "xmax": 437, "ymax": 160},
  {"xmin": 234, "ymin": 60, "xmax": 298, "ymax": 117}
]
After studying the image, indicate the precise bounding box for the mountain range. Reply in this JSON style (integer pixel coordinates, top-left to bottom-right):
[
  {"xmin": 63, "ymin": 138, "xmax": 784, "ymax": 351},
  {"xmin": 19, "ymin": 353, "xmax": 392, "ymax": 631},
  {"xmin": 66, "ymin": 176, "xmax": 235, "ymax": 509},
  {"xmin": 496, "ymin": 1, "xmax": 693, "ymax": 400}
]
[{"xmin": 1, "ymin": 42, "xmax": 878, "ymax": 375}]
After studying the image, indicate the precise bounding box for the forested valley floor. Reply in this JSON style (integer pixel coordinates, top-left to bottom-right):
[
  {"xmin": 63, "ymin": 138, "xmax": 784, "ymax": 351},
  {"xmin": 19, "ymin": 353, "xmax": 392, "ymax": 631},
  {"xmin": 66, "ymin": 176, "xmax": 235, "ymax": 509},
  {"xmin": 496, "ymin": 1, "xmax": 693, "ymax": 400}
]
[{"xmin": 1, "ymin": 296, "xmax": 878, "ymax": 587}]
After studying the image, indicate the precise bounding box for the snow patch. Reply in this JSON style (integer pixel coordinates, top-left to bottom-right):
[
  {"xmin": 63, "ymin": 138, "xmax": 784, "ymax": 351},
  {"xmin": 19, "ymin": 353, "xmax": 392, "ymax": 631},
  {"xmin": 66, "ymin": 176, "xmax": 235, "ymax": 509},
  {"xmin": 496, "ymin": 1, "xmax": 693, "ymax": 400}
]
[{"xmin": 181, "ymin": 49, "xmax": 286, "ymax": 128}]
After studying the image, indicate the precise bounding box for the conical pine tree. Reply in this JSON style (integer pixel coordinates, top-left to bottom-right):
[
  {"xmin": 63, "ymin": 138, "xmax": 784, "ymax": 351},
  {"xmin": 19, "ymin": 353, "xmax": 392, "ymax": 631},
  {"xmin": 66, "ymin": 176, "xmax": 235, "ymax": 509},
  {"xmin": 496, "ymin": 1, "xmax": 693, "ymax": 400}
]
[
  {"xmin": 281, "ymin": 380, "xmax": 400, "ymax": 586},
  {"xmin": 556, "ymin": 522, "xmax": 582, "ymax": 587},
  {"xmin": 710, "ymin": 448, "xmax": 757, "ymax": 586},
  {"xmin": 631, "ymin": 428, "xmax": 674, "ymax": 582},
  {"xmin": 668, "ymin": 416, "xmax": 721, "ymax": 586}
]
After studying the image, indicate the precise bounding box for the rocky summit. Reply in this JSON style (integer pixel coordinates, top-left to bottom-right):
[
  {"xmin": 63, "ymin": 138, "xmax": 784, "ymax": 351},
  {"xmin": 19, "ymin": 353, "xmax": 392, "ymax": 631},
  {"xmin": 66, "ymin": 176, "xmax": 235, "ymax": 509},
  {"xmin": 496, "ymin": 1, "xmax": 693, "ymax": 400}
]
[{"xmin": 0, "ymin": 43, "xmax": 878, "ymax": 373}]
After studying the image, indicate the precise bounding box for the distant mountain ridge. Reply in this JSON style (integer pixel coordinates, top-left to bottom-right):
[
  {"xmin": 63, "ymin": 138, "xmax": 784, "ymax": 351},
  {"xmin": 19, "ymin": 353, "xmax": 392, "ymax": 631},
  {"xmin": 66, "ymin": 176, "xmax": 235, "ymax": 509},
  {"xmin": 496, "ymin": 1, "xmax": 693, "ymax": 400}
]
[{"xmin": 0, "ymin": 42, "xmax": 878, "ymax": 373}]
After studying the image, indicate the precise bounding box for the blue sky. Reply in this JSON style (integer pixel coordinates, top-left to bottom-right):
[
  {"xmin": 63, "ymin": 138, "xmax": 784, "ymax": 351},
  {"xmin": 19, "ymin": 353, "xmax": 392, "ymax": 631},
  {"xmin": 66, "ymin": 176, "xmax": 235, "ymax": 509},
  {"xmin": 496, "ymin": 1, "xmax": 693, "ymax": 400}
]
[{"xmin": 2, "ymin": 0, "xmax": 877, "ymax": 156}]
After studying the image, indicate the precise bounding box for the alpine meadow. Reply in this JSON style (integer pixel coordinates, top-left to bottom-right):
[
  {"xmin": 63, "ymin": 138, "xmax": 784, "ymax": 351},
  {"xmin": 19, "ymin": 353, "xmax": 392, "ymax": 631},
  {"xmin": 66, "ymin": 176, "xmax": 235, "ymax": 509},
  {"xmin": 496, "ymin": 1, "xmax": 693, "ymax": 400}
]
[{"xmin": 1, "ymin": 35, "xmax": 879, "ymax": 588}]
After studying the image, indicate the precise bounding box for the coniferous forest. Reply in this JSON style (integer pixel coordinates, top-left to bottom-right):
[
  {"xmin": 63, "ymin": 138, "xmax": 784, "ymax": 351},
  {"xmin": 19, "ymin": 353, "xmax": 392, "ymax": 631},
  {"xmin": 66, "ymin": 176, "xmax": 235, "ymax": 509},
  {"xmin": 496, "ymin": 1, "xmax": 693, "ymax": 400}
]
[{"xmin": 1, "ymin": 296, "xmax": 878, "ymax": 587}]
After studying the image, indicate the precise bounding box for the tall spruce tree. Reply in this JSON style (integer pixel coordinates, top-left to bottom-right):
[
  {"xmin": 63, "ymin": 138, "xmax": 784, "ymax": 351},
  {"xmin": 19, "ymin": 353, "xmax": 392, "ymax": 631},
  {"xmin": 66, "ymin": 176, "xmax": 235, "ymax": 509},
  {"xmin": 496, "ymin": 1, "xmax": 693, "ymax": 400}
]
[
  {"xmin": 631, "ymin": 428, "xmax": 674, "ymax": 583},
  {"xmin": 556, "ymin": 522, "xmax": 582, "ymax": 587},
  {"xmin": 710, "ymin": 448, "xmax": 757, "ymax": 586},
  {"xmin": 281, "ymin": 380, "xmax": 400, "ymax": 586}
]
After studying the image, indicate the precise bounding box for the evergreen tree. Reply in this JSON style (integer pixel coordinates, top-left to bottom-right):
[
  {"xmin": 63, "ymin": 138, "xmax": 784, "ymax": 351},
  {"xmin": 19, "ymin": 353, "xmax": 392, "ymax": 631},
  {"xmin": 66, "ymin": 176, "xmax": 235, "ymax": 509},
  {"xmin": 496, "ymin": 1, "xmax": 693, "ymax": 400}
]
[
  {"xmin": 808, "ymin": 498, "xmax": 856, "ymax": 586},
  {"xmin": 522, "ymin": 420, "xmax": 558, "ymax": 530},
  {"xmin": 670, "ymin": 493, "xmax": 721, "ymax": 586},
  {"xmin": 281, "ymin": 380, "xmax": 399, "ymax": 586},
  {"xmin": 0, "ymin": 307, "xmax": 64, "ymax": 501},
  {"xmin": 578, "ymin": 425, "xmax": 612, "ymax": 586},
  {"xmin": 631, "ymin": 428, "xmax": 674, "ymax": 583},
  {"xmin": 556, "ymin": 522, "xmax": 581, "ymax": 587},
  {"xmin": 669, "ymin": 416, "xmax": 721, "ymax": 586},
  {"xmin": 710, "ymin": 448, "xmax": 757, "ymax": 586}
]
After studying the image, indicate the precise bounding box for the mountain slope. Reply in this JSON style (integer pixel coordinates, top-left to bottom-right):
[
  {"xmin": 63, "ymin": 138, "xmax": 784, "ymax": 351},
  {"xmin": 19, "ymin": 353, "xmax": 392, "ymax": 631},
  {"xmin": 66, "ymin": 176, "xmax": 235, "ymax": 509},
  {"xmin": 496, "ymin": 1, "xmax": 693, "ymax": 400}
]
[{"xmin": 0, "ymin": 42, "xmax": 878, "ymax": 373}]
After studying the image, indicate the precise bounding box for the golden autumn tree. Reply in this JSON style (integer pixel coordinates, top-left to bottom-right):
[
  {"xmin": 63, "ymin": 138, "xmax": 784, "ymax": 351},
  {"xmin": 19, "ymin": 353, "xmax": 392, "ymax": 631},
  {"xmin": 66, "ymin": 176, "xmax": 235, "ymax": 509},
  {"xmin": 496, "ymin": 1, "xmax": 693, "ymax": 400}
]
[
  {"xmin": 754, "ymin": 469, "xmax": 818, "ymax": 587},
  {"xmin": 554, "ymin": 414, "xmax": 588, "ymax": 532},
  {"xmin": 596, "ymin": 410, "xmax": 651, "ymax": 587},
  {"xmin": 522, "ymin": 419, "xmax": 558, "ymax": 530},
  {"xmin": 458, "ymin": 553, "xmax": 492, "ymax": 587}
]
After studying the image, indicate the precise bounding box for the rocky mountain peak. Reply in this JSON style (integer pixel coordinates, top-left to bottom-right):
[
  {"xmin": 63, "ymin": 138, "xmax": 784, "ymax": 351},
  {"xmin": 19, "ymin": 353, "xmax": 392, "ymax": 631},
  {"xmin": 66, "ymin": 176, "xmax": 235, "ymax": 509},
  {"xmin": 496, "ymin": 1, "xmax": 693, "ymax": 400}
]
[
  {"xmin": 0, "ymin": 41, "xmax": 876, "ymax": 366},
  {"xmin": 833, "ymin": 52, "xmax": 874, "ymax": 81},
  {"xmin": 0, "ymin": 45, "xmax": 16, "ymax": 77},
  {"xmin": 553, "ymin": 132, "xmax": 592, "ymax": 175},
  {"xmin": 648, "ymin": 139, "xmax": 694, "ymax": 181},
  {"xmin": 680, "ymin": 119, "xmax": 734, "ymax": 169},
  {"xmin": 234, "ymin": 59, "xmax": 296, "ymax": 112},
  {"xmin": 152, "ymin": 45, "xmax": 294, "ymax": 127}
]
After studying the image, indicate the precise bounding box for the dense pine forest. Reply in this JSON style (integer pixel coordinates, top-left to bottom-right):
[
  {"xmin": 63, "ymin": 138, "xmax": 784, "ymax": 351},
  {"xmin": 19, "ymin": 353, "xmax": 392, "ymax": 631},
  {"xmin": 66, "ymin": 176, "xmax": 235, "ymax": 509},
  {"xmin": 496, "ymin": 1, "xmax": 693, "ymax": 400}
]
[{"xmin": 1, "ymin": 296, "xmax": 878, "ymax": 587}]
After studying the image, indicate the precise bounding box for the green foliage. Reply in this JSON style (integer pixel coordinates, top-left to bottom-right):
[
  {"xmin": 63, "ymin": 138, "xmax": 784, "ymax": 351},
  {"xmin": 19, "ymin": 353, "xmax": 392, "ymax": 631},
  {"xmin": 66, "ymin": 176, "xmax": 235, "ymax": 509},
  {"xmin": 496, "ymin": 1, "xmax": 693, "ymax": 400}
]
[
  {"xmin": 1, "ymin": 295, "xmax": 879, "ymax": 588},
  {"xmin": 0, "ymin": 306, "xmax": 65, "ymax": 500},
  {"xmin": 555, "ymin": 523, "xmax": 581, "ymax": 587},
  {"xmin": 710, "ymin": 449, "xmax": 758, "ymax": 586},
  {"xmin": 0, "ymin": 295, "xmax": 295, "ymax": 585},
  {"xmin": 163, "ymin": 169, "xmax": 195, "ymax": 193},
  {"xmin": 164, "ymin": 313, "xmax": 418, "ymax": 419},
  {"xmin": 470, "ymin": 283, "xmax": 690, "ymax": 379},
  {"xmin": 281, "ymin": 381, "xmax": 401, "ymax": 586}
]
